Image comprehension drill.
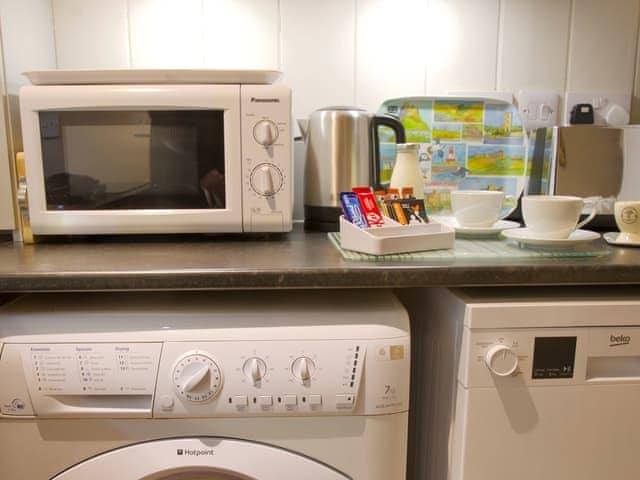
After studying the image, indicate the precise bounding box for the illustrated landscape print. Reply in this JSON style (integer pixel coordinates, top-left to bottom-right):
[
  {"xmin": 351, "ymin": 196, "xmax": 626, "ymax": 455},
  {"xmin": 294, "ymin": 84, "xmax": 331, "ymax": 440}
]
[{"xmin": 379, "ymin": 97, "xmax": 529, "ymax": 215}]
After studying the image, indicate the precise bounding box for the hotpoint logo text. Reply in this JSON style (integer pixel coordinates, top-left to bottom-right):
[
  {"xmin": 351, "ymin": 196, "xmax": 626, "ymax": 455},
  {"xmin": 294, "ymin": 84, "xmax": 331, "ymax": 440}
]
[
  {"xmin": 609, "ymin": 334, "xmax": 631, "ymax": 347},
  {"xmin": 177, "ymin": 448, "xmax": 215, "ymax": 456}
]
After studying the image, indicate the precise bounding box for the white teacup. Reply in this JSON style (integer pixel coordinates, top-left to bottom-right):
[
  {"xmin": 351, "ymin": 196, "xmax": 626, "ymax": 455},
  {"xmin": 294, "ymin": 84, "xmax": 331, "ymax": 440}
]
[
  {"xmin": 450, "ymin": 190, "xmax": 513, "ymax": 228},
  {"xmin": 522, "ymin": 195, "xmax": 597, "ymax": 240},
  {"xmin": 614, "ymin": 201, "xmax": 640, "ymax": 242}
]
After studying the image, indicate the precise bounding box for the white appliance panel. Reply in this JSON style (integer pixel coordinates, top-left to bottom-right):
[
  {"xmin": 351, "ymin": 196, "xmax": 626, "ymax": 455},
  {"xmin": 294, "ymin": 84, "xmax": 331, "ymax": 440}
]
[
  {"xmin": 455, "ymin": 384, "xmax": 640, "ymax": 480},
  {"xmin": 402, "ymin": 286, "xmax": 640, "ymax": 480},
  {"xmin": 0, "ymin": 290, "xmax": 409, "ymax": 480},
  {"xmin": 19, "ymin": 82, "xmax": 292, "ymax": 234}
]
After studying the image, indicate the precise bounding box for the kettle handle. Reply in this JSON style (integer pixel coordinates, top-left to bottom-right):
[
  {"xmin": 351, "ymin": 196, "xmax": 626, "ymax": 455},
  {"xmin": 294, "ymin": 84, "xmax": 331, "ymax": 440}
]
[{"xmin": 370, "ymin": 115, "xmax": 406, "ymax": 189}]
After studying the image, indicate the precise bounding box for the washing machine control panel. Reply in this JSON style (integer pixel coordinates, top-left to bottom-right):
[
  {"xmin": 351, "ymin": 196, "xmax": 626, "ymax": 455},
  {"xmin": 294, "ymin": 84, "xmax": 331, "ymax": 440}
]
[
  {"xmin": 153, "ymin": 339, "xmax": 379, "ymax": 418},
  {"xmin": 0, "ymin": 337, "xmax": 409, "ymax": 419}
]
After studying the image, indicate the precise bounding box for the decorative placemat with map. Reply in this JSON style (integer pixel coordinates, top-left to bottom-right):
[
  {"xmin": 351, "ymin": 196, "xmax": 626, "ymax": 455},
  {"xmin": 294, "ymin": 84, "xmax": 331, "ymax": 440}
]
[{"xmin": 376, "ymin": 96, "xmax": 530, "ymax": 217}]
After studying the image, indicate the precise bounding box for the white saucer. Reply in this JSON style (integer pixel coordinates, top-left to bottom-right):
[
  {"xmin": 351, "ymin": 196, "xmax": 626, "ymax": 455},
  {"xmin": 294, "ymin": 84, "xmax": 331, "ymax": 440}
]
[
  {"xmin": 603, "ymin": 232, "xmax": 640, "ymax": 247},
  {"xmin": 502, "ymin": 228, "xmax": 600, "ymax": 246},
  {"xmin": 434, "ymin": 217, "xmax": 520, "ymax": 237}
]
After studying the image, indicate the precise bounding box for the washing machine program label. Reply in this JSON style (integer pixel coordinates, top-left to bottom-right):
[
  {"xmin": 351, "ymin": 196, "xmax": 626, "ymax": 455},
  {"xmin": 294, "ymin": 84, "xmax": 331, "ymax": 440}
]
[{"xmin": 24, "ymin": 343, "xmax": 161, "ymax": 395}]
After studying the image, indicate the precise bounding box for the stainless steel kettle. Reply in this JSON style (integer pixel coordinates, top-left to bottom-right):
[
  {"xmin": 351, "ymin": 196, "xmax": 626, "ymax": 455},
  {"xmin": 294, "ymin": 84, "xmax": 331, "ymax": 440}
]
[{"xmin": 301, "ymin": 106, "xmax": 405, "ymax": 230}]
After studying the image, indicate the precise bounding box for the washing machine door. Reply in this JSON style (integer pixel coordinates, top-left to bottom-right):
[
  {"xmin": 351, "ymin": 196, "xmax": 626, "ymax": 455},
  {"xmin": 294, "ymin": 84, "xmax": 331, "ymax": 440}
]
[{"xmin": 51, "ymin": 437, "xmax": 349, "ymax": 480}]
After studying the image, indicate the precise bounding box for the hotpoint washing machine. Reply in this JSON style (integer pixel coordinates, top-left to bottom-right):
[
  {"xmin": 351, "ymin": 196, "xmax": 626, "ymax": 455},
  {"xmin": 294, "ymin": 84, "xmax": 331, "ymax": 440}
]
[{"xmin": 0, "ymin": 290, "xmax": 410, "ymax": 480}]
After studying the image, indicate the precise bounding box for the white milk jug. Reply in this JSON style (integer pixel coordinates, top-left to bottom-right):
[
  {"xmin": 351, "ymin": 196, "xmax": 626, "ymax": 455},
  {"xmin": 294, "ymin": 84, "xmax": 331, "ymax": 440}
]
[{"xmin": 389, "ymin": 143, "xmax": 424, "ymax": 199}]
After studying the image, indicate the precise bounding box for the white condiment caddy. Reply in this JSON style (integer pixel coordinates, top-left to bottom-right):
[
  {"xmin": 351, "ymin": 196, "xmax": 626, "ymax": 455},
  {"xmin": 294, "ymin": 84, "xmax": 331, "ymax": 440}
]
[{"xmin": 338, "ymin": 216, "xmax": 454, "ymax": 255}]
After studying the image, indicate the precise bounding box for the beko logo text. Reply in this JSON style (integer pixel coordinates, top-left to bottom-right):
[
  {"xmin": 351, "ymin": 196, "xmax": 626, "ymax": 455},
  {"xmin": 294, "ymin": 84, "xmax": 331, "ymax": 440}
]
[
  {"xmin": 250, "ymin": 97, "xmax": 280, "ymax": 103},
  {"xmin": 177, "ymin": 449, "xmax": 215, "ymax": 456},
  {"xmin": 609, "ymin": 334, "xmax": 631, "ymax": 347}
]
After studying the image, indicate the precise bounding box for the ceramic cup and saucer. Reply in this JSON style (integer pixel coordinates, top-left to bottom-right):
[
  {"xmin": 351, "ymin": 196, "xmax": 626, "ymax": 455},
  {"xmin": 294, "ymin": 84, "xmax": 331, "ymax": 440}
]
[
  {"xmin": 502, "ymin": 195, "xmax": 600, "ymax": 247},
  {"xmin": 603, "ymin": 201, "xmax": 640, "ymax": 247},
  {"xmin": 442, "ymin": 190, "xmax": 520, "ymax": 237},
  {"xmin": 436, "ymin": 216, "xmax": 520, "ymax": 237}
]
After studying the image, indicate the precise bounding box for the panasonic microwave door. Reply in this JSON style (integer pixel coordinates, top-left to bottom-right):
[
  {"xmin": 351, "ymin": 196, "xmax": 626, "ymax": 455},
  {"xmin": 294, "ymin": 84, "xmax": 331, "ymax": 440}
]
[{"xmin": 19, "ymin": 84, "xmax": 242, "ymax": 234}]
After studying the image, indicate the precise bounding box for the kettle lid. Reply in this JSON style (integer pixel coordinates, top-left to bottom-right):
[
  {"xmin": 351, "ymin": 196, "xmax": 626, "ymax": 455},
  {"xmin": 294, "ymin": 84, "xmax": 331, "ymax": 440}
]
[{"xmin": 316, "ymin": 105, "xmax": 366, "ymax": 112}]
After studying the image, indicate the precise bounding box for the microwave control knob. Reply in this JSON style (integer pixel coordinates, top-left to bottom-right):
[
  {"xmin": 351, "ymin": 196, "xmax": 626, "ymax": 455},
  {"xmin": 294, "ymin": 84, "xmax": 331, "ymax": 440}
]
[
  {"xmin": 484, "ymin": 345, "xmax": 519, "ymax": 377},
  {"xmin": 291, "ymin": 356, "xmax": 316, "ymax": 382},
  {"xmin": 251, "ymin": 163, "xmax": 283, "ymax": 197},
  {"xmin": 253, "ymin": 120, "xmax": 279, "ymax": 146},
  {"xmin": 172, "ymin": 352, "xmax": 223, "ymax": 403},
  {"xmin": 242, "ymin": 357, "xmax": 267, "ymax": 384}
]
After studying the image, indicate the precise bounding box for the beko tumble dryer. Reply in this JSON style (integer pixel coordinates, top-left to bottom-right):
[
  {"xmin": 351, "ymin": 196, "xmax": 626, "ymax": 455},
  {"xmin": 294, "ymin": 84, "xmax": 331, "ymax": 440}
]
[{"xmin": 0, "ymin": 290, "xmax": 410, "ymax": 480}]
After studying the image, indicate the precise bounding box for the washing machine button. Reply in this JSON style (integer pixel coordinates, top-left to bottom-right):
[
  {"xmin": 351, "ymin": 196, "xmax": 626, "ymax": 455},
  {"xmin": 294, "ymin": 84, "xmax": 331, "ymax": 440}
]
[
  {"xmin": 308, "ymin": 394, "xmax": 322, "ymax": 406},
  {"xmin": 159, "ymin": 395, "xmax": 175, "ymax": 409},
  {"xmin": 336, "ymin": 394, "xmax": 354, "ymax": 407},
  {"xmin": 283, "ymin": 394, "xmax": 297, "ymax": 406},
  {"xmin": 232, "ymin": 395, "xmax": 248, "ymax": 407},
  {"xmin": 258, "ymin": 395, "xmax": 273, "ymax": 406}
]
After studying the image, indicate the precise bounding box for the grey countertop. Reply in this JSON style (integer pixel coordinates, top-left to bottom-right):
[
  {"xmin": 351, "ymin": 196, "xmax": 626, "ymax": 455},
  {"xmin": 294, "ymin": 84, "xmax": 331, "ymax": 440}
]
[{"xmin": 0, "ymin": 226, "xmax": 639, "ymax": 292}]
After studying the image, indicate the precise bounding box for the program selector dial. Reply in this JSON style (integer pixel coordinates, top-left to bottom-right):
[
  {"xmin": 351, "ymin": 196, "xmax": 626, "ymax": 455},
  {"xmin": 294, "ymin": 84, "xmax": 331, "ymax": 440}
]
[
  {"xmin": 253, "ymin": 120, "xmax": 279, "ymax": 146},
  {"xmin": 250, "ymin": 163, "xmax": 283, "ymax": 197},
  {"xmin": 242, "ymin": 357, "xmax": 267, "ymax": 384},
  {"xmin": 172, "ymin": 352, "xmax": 223, "ymax": 403},
  {"xmin": 291, "ymin": 356, "xmax": 316, "ymax": 382},
  {"xmin": 484, "ymin": 345, "xmax": 519, "ymax": 377}
]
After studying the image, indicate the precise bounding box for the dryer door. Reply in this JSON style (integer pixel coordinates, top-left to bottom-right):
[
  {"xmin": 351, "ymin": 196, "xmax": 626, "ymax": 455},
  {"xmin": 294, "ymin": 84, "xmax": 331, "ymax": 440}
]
[{"xmin": 51, "ymin": 437, "xmax": 349, "ymax": 480}]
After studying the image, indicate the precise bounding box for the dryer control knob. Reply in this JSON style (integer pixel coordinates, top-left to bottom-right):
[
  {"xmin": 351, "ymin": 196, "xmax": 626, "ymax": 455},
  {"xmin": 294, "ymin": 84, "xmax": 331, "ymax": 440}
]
[
  {"xmin": 242, "ymin": 357, "xmax": 267, "ymax": 384},
  {"xmin": 291, "ymin": 356, "xmax": 316, "ymax": 382},
  {"xmin": 485, "ymin": 345, "xmax": 518, "ymax": 377},
  {"xmin": 172, "ymin": 352, "xmax": 223, "ymax": 403}
]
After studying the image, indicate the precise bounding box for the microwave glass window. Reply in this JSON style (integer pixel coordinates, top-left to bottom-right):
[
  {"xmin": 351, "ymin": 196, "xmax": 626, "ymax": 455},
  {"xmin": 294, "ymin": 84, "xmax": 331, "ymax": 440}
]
[{"xmin": 38, "ymin": 110, "xmax": 226, "ymax": 210}]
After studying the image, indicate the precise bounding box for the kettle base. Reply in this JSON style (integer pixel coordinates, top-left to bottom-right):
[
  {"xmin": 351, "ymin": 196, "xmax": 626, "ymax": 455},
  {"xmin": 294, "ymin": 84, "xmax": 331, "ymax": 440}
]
[{"xmin": 304, "ymin": 205, "xmax": 341, "ymax": 232}]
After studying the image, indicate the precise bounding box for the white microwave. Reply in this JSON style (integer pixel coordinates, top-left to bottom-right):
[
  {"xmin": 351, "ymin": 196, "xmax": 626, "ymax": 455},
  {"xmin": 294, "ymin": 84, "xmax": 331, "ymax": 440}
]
[{"xmin": 19, "ymin": 81, "xmax": 292, "ymax": 235}]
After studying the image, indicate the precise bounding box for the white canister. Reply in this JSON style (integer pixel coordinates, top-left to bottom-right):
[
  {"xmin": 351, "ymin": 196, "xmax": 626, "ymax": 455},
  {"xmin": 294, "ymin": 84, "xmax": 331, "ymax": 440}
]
[{"xmin": 390, "ymin": 143, "xmax": 424, "ymax": 199}]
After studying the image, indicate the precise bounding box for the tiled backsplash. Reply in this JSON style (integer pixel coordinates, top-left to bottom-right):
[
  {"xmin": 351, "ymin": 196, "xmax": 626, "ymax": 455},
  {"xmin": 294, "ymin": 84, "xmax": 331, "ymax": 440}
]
[
  {"xmin": 1, "ymin": 0, "xmax": 639, "ymax": 223},
  {"xmin": 2, "ymin": 0, "xmax": 640, "ymax": 120}
]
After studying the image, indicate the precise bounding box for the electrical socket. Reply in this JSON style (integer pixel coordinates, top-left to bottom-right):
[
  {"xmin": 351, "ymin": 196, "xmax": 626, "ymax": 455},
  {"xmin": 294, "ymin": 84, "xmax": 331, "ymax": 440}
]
[{"xmin": 517, "ymin": 90, "xmax": 560, "ymax": 131}]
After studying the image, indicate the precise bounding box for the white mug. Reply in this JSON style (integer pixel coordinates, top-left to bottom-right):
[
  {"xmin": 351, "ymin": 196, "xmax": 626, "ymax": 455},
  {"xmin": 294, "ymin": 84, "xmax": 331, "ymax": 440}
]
[
  {"xmin": 450, "ymin": 190, "xmax": 515, "ymax": 227},
  {"xmin": 522, "ymin": 195, "xmax": 597, "ymax": 240},
  {"xmin": 614, "ymin": 201, "xmax": 640, "ymax": 241}
]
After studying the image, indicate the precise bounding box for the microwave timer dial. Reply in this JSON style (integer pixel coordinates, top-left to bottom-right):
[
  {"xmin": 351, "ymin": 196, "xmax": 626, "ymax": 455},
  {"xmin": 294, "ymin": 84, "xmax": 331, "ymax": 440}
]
[
  {"xmin": 253, "ymin": 120, "xmax": 279, "ymax": 146},
  {"xmin": 250, "ymin": 163, "xmax": 284, "ymax": 197}
]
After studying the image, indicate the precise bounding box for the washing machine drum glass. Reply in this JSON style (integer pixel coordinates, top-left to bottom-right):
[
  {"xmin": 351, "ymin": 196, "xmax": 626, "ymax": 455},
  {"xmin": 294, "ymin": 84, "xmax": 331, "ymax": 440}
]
[{"xmin": 52, "ymin": 437, "xmax": 348, "ymax": 480}]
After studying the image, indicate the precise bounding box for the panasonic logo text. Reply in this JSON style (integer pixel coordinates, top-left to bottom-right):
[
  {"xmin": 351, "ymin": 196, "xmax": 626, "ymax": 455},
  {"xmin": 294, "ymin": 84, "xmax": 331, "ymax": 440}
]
[
  {"xmin": 250, "ymin": 97, "xmax": 280, "ymax": 103},
  {"xmin": 609, "ymin": 334, "xmax": 631, "ymax": 347}
]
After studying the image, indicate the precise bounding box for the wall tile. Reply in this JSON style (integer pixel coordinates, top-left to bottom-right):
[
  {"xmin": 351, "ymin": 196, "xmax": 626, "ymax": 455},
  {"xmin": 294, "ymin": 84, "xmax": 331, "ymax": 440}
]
[
  {"xmin": 0, "ymin": 0, "xmax": 56, "ymax": 92},
  {"xmin": 631, "ymin": 19, "xmax": 640, "ymax": 123},
  {"xmin": 498, "ymin": 0, "xmax": 570, "ymax": 93},
  {"xmin": 129, "ymin": 0, "xmax": 204, "ymax": 68},
  {"xmin": 53, "ymin": 0, "xmax": 130, "ymax": 69},
  {"xmin": 567, "ymin": 0, "xmax": 640, "ymax": 93},
  {"xmin": 203, "ymin": 0, "xmax": 279, "ymax": 69},
  {"xmin": 426, "ymin": 0, "xmax": 500, "ymax": 95},
  {"xmin": 0, "ymin": 53, "xmax": 13, "ymax": 230},
  {"xmin": 0, "ymin": 0, "xmax": 56, "ymax": 158},
  {"xmin": 356, "ymin": 0, "xmax": 427, "ymax": 112},
  {"xmin": 281, "ymin": 0, "xmax": 356, "ymax": 121}
]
